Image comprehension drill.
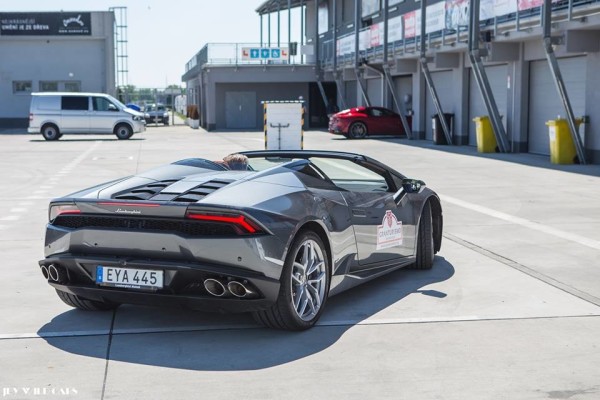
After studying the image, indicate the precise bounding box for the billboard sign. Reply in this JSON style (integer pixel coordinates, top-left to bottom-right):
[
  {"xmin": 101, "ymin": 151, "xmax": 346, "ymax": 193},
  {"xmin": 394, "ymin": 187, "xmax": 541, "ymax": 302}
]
[
  {"xmin": 387, "ymin": 15, "xmax": 403, "ymax": 43},
  {"xmin": 0, "ymin": 12, "xmax": 91, "ymax": 36}
]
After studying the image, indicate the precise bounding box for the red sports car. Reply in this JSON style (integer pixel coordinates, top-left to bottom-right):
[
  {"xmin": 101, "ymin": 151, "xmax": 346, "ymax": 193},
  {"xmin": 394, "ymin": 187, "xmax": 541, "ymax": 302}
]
[{"xmin": 328, "ymin": 106, "xmax": 411, "ymax": 139}]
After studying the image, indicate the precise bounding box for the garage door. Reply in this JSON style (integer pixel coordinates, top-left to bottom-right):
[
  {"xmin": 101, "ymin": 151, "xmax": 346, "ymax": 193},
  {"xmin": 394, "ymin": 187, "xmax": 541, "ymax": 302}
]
[
  {"xmin": 345, "ymin": 80, "xmax": 357, "ymax": 108},
  {"xmin": 528, "ymin": 57, "xmax": 586, "ymax": 155},
  {"xmin": 393, "ymin": 75, "xmax": 413, "ymax": 115},
  {"xmin": 468, "ymin": 64, "xmax": 508, "ymax": 146},
  {"xmin": 225, "ymin": 91, "xmax": 256, "ymax": 129},
  {"xmin": 367, "ymin": 77, "xmax": 383, "ymax": 107},
  {"xmin": 425, "ymin": 70, "xmax": 454, "ymax": 141}
]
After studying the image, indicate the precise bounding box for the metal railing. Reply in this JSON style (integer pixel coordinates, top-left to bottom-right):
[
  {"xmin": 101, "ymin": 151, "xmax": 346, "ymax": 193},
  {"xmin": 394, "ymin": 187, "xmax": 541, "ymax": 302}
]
[{"xmin": 185, "ymin": 43, "xmax": 310, "ymax": 70}]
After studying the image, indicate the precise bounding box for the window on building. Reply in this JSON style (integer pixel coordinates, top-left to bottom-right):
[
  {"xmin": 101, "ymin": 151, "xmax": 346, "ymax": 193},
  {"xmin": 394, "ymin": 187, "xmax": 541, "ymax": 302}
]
[
  {"xmin": 13, "ymin": 81, "xmax": 32, "ymax": 94},
  {"xmin": 40, "ymin": 81, "xmax": 59, "ymax": 92},
  {"xmin": 61, "ymin": 96, "xmax": 89, "ymax": 111},
  {"xmin": 64, "ymin": 81, "xmax": 81, "ymax": 92}
]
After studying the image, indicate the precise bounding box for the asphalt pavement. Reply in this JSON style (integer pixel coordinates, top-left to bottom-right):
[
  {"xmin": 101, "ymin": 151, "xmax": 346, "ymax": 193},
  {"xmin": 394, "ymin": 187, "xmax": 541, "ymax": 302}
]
[{"xmin": 0, "ymin": 126, "xmax": 599, "ymax": 400}]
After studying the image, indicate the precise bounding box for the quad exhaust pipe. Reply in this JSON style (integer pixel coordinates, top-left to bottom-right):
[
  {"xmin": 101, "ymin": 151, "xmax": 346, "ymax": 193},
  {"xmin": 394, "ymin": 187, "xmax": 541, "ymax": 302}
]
[
  {"xmin": 41, "ymin": 264, "xmax": 67, "ymax": 283},
  {"xmin": 203, "ymin": 278, "xmax": 254, "ymax": 298},
  {"xmin": 227, "ymin": 281, "xmax": 253, "ymax": 298},
  {"xmin": 40, "ymin": 265, "xmax": 49, "ymax": 280},
  {"xmin": 204, "ymin": 278, "xmax": 227, "ymax": 297}
]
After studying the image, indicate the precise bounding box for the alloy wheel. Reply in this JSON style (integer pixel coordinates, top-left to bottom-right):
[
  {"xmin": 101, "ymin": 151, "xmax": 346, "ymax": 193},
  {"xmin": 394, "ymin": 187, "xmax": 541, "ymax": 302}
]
[{"xmin": 290, "ymin": 239, "xmax": 326, "ymax": 321}]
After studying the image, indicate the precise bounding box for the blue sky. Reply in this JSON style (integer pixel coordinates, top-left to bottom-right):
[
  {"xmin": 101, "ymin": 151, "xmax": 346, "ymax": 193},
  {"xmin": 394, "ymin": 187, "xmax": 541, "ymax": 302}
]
[{"xmin": 2, "ymin": 1, "xmax": 302, "ymax": 87}]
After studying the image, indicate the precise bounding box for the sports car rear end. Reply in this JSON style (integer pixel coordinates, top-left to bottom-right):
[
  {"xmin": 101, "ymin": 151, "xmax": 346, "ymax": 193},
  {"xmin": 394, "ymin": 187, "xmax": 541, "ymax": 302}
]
[{"xmin": 38, "ymin": 163, "xmax": 310, "ymax": 314}]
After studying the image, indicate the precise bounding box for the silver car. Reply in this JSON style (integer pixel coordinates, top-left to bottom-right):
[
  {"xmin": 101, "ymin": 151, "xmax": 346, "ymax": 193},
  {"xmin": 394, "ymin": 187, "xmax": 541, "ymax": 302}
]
[{"xmin": 28, "ymin": 92, "xmax": 146, "ymax": 140}]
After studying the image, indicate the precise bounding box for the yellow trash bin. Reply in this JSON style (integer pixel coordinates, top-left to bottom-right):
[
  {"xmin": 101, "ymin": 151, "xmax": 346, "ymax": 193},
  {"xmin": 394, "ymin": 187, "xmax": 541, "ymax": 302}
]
[
  {"xmin": 545, "ymin": 118, "xmax": 581, "ymax": 164},
  {"xmin": 473, "ymin": 116, "xmax": 497, "ymax": 153}
]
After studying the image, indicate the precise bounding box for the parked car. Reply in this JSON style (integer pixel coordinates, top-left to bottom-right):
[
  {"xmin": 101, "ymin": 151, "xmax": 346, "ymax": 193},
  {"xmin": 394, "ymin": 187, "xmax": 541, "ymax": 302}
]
[
  {"xmin": 329, "ymin": 106, "xmax": 411, "ymax": 139},
  {"xmin": 28, "ymin": 92, "xmax": 146, "ymax": 140},
  {"xmin": 125, "ymin": 103, "xmax": 141, "ymax": 112},
  {"xmin": 38, "ymin": 150, "xmax": 443, "ymax": 331},
  {"xmin": 144, "ymin": 103, "xmax": 170, "ymax": 125}
]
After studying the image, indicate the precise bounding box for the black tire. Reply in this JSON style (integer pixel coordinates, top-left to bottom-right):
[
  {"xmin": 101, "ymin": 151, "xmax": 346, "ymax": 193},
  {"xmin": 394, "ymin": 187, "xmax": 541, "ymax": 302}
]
[
  {"xmin": 114, "ymin": 123, "xmax": 133, "ymax": 140},
  {"xmin": 55, "ymin": 289, "xmax": 119, "ymax": 311},
  {"xmin": 348, "ymin": 122, "xmax": 368, "ymax": 139},
  {"xmin": 41, "ymin": 124, "xmax": 60, "ymax": 141},
  {"xmin": 413, "ymin": 201, "xmax": 434, "ymax": 270},
  {"xmin": 253, "ymin": 230, "xmax": 330, "ymax": 331}
]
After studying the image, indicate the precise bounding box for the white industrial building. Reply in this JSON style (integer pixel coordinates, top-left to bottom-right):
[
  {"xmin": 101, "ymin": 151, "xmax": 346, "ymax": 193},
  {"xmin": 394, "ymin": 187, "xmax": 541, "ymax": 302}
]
[{"xmin": 0, "ymin": 11, "xmax": 117, "ymax": 128}]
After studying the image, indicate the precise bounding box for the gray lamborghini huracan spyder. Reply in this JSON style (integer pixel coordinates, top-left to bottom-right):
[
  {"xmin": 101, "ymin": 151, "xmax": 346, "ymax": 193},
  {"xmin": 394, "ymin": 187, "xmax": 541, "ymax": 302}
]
[{"xmin": 39, "ymin": 150, "xmax": 443, "ymax": 330}]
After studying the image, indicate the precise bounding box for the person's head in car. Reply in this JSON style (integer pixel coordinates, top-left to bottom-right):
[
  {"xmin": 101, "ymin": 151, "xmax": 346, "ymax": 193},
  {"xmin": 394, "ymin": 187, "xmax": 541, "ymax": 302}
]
[{"xmin": 223, "ymin": 154, "xmax": 249, "ymax": 170}]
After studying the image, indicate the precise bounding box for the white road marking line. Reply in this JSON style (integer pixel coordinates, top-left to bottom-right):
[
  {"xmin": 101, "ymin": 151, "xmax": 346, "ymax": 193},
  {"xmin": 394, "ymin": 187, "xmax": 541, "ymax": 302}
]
[
  {"xmin": 0, "ymin": 216, "xmax": 20, "ymax": 221},
  {"xmin": 440, "ymin": 194, "xmax": 600, "ymax": 251},
  {"xmin": 0, "ymin": 330, "xmax": 110, "ymax": 340},
  {"xmin": 1, "ymin": 314, "xmax": 598, "ymax": 340},
  {"xmin": 33, "ymin": 190, "xmax": 47, "ymax": 195},
  {"xmin": 40, "ymin": 185, "xmax": 53, "ymax": 189},
  {"xmin": 9, "ymin": 208, "xmax": 27, "ymax": 213}
]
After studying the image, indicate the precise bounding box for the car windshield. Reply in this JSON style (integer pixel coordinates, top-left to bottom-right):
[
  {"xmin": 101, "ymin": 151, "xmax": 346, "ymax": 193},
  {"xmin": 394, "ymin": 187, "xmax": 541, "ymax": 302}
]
[
  {"xmin": 246, "ymin": 157, "xmax": 294, "ymax": 171},
  {"xmin": 246, "ymin": 156, "xmax": 388, "ymax": 191},
  {"xmin": 145, "ymin": 104, "xmax": 165, "ymax": 112},
  {"xmin": 105, "ymin": 94, "xmax": 126, "ymax": 110}
]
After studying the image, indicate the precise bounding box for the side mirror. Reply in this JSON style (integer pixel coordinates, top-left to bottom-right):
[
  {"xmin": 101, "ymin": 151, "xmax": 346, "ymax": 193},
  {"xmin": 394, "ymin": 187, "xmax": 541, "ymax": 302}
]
[
  {"xmin": 108, "ymin": 104, "xmax": 118, "ymax": 112},
  {"xmin": 394, "ymin": 178, "xmax": 426, "ymax": 203},
  {"xmin": 402, "ymin": 178, "xmax": 425, "ymax": 193}
]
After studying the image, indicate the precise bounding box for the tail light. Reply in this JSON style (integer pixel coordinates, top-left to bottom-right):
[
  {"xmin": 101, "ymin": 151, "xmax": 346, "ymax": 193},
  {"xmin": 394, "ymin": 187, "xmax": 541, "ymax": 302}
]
[
  {"xmin": 185, "ymin": 211, "xmax": 264, "ymax": 235},
  {"xmin": 29, "ymin": 113, "xmax": 34, "ymax": 121},
  {"xmin": 49, "ymin": 204, "xmax": 81, "ymax": 222}
]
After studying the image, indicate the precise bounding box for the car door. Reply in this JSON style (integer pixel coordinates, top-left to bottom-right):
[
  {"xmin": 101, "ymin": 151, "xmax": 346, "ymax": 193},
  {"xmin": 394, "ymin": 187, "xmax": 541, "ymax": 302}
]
[
  {"xmin": 311, "ymin": 157, "xmax": 416, "ymax": 268},
  {"xmin": 366, "ymin": 107, "xmax": 385, "ymax": 134},
  {"xmin": 60, "ymin": 96, "xmax": 90, "ymax": 133},
  {"xmin": 379, "ymin": 108, "xmax": 403, "ymax": 135},
  {"xmin": 91, "ymin": 96, "xmax": 119, "ymax": 133}
]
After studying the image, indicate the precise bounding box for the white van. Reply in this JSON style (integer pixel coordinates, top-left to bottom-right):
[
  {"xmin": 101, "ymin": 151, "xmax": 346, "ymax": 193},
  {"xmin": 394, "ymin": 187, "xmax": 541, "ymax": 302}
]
[{"xmin": 28, "ymin": 92, "xmax": 146, "ymax": 140}]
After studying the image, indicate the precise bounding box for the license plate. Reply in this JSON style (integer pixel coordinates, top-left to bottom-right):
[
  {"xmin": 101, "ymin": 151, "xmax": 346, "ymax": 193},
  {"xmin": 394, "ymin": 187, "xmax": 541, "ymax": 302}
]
[{"xmin": 96, "ymin": 265, "xmax": 163, "ymax": 290}]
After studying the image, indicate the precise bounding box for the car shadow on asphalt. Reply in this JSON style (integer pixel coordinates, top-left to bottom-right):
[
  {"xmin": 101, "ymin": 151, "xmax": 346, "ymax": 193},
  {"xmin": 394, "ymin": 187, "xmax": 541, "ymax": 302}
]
[{"xmin": 38, "ymin": 257, "xmax": 454, "ymax": 371}]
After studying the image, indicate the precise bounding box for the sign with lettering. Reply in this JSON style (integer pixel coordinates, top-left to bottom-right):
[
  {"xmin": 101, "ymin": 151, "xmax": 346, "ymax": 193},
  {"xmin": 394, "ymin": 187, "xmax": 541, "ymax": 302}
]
[
  {"xmin": 0, "ymin": 12, "xmax": 92, "ymax": 36},
  {"xmin": 242, "ymin": 47, "xmax": 289, "ymax": 61}
]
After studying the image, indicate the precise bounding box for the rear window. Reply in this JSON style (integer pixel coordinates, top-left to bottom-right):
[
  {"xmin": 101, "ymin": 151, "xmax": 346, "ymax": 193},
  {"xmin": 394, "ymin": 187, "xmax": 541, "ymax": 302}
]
[
  {"xmin": 35, "ymin": 96, "xmax": 60, "ymax": 111},
  {"xmin": 61, "ymin": 96, "xmax": 89, "ymax": 111}
]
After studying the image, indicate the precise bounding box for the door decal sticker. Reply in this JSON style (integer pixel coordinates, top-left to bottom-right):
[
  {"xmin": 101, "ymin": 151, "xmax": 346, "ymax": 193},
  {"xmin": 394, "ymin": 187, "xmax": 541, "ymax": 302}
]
[{"xmin": 377, "ymin": 210, "xmax": 403, "ymax": 250}]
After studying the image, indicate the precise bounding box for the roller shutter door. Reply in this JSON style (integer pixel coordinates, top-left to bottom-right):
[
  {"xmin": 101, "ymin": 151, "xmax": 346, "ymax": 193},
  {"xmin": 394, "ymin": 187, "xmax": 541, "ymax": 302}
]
[
  {"xmin": 425, "ymin": 70, "xmax": 453, "ymax": 141},
  {"xmin": 393, "ymin": 75, "xmax": 413, "ymax": 115},
  {"xmin": 366, "ymin": 78, "xmax": 383, "ymax": 107},
  {"xmin": 345, "ymin": 80, "xmax": 357, "ymax": 108},
  {"xmin": 528, "ymin": 57, "xmax": 586, "ymax": 155},
  {"xmin": 468, "ymin": 64, "xmax": 508, "ymax": 146}
]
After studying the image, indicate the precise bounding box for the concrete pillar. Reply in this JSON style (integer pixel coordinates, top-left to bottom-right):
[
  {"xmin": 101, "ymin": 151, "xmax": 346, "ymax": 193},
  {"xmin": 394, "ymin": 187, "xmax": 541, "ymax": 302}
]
[
  {"xmin": 508, "ymin": 43, "xmax": 529, "ymax": 153},
  {"xmin": 585, "ymin": 52, "xmax": 600, "ymax": 163},
  {"xmin": 453, "ymin": 55, "xmax": 470, "ymax": 145},
  {"xmin": 413, "ymin": 64, "xmax": 427, "ymax": 139},
  {"xmin": 203, "ymin": 72, "xmax": 217, "ymax": 131}
]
